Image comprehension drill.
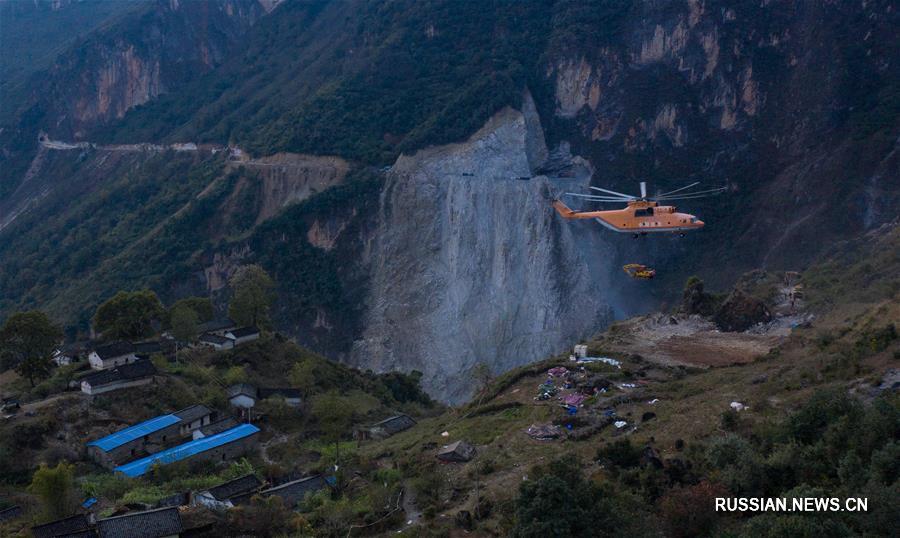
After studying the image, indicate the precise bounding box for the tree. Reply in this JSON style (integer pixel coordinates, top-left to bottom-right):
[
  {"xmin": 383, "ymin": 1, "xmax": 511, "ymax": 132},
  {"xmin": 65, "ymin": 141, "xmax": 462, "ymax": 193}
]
[
  {"xmin": 658, "ymin": 481, "xmax": 729, "ymax": 538},
  {"xmin": 311, "ymin": 390, "xmax": 354, "ymax": 483},
  {"xmin": 289, "ymin": 359, "xmax": 317, "ymax": 397},
  {"xmin": 228, "ymin": 265, "xmax": 275, "ymax": 329},
  {"xmin": 29, "ymin": 462, "xmax": 75, "ymax": 521},
  {"xmin": 93, "ymin": 290, "xmax": 164, "ymax": 340},
  {"xmin": 512, "ymin": 456, "xmax": 608, "ymax": 538},
  {"xmin": 168, "ymin": 296, "xmax": 214, "ymax": 324},
  {"xmin": 169, "ymin": 303, "xmax": 199, "ymax": 343},
  {"xmin": 0, "ymin": 311, "xmax": 62, "ymax": 387}
]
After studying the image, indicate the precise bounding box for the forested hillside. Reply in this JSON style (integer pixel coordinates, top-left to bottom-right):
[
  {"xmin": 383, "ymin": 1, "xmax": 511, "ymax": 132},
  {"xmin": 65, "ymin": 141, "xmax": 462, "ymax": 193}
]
[{"xmin": 1, "ymin": 0, "xmax": 898, "ymax": 400}]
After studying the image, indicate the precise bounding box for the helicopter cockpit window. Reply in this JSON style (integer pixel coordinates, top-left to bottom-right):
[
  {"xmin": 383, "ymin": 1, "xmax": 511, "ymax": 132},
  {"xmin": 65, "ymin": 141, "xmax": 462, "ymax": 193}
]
[{"xmin": 634, "ymin": 207, "xmax": 654, "ymax": 217}]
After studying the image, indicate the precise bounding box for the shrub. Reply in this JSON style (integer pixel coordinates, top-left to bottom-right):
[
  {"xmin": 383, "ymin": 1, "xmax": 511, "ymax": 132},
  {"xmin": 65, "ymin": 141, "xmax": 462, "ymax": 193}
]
[
  {"xmin": 597, "ymin": 439, "xmax": 642, "ymax": 469},
  {"xmin": 658, "ymin": 481, "xmax": 729, "ymax": 538}
]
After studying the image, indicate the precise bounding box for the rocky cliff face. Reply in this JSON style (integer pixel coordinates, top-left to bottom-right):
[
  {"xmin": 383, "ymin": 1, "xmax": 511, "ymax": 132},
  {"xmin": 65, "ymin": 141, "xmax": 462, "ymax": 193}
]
[
  {"xmin": 540, "ymin": 0, "xmax": 899, "ymax": 285},
  {"xmin": 0, "ymin": 0, "xmax": 270, "ymax": 198},
  {"xmin": 43, "ymin": 0, "xmax": 269, "ymax": 138},
  {"xmin": 352, "ymin": 97, "xmax": 616, "ymax": 403}
]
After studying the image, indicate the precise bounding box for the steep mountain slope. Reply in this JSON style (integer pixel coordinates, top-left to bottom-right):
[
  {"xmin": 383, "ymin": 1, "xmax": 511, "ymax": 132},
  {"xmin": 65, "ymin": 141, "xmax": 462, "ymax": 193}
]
[
  {"xmin": 1, "ymin": 0, "xmax": 898, "ymax": 402},
  {"xmin": 0, "ymin": 0, "xmax": 272, "ymax": 198},
  {"xmin": 0, "ymin": 0, "xmax": 145, "ymax": 114}
]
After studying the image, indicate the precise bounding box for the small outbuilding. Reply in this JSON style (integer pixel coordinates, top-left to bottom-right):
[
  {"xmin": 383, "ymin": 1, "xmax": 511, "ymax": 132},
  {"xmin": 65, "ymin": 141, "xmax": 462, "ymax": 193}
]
[
  {"xmin": 437, "ymin": 441, "xmax": 476, "ymax": 463},
  {"xmin": 358, "ymin": 414, "xmax": 417, "ymax": 440},
  {"xmin": 193, "ymin": 474, "xmax": 264, "ymax": 510},
  {"xmin": 259, "ymin": 475, "xmax": 328, "ymax": 507},
  {"xmin": 227, "ymin": 383, "xmax": 258, "ymax": 409},
  {"xmin": 258, "ymin": 388, "xmax": 302, "ymax": 407}
]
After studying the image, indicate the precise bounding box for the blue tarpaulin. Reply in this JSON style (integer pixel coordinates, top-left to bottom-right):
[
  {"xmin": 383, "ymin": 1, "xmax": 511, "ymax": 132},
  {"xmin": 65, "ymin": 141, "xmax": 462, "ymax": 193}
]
[
  {"xmin": 87, "ymin": 415, "xmax": 181, "ymax": 452},
  {"xmin": 114, "ymin": 424, "xmax": 260, "ymax": 477}
]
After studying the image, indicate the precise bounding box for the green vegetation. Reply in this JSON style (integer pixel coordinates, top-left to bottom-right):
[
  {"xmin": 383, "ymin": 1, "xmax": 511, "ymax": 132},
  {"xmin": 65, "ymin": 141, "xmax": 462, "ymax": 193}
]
[
  {"xmin": 92, "ymin": 289, "xmax": 164, "ymax": 340},
  {"xmin": 228, "ymin": 265, "xmax": 275, "ymax": 329},
  {"xmin": 104, "ymin": 0, "xmax": 556, "ymax": 164},
  {"xmin": 0, "ymin": 310, "xmax": 62, "ymax": 387},
  {"xmin": 28, "ymin": 462, "xmax": 76, "ymax": 522},
  {"xmin": 168, "ymin": 303, "xmax": 199, "ymax": 344}
]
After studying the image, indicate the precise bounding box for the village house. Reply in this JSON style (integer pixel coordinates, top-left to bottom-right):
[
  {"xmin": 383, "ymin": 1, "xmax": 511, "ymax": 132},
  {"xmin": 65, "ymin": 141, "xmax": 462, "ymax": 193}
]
[
  {"xmin": 257, "ymin": 475, "xmax": 328, "ymax": 508},
  {"xmin": 96, "ymin": 506, "xmax": 183, "ymax": 538},
  {"xmin": 52, "ymin": 342, "xmax": 91, "ymax": 366},
  {"xmin": 114, "ymin": 424, "xmax": 261, "ymax": 477},
  {"xmin": 173, "ymin": 404, "xmax": 215, "ymax": 437},
  {"xmin": 194, "ymin": 417, "xmax": 240, "ymax": 439},
  {"xmin": 87, "ymin": 413, "xmax": 183, "ymax": 468},
  {"xmin": 226, "ymin": 383, "xmax": 258, "ymax": 410},
  {"xmin": 80, "ymin": 358, "xmax": 158, "ymax": 395},
  {"xmin": 258, "ymin": 388, "xmax": 302, "ymax": 407},
  {"xmin": 357, "ymin": 414, "xmax": 417, "ymax": 440},
  {"xmin": 198, "ymin": 333, "xmax": 234, "ymax": 350},
  {"xmin": 226, "ymin": 384, "xmax": 302, "ymax": 412},
  {"xmin": 88, "ymin": 341, "xmax": 137, "ymax": 370},
  {"xmin": 224, "ymin": 326, "xmax": 261, "ymax": 346},
  {"xmin": 197, "ymin": 319, "xmax": 237, "ymax": 336},
  {"xmin": 192, "ymin": 474, "xmax": 263, "ymax": 510},
  {"xmin": 31, "ymin": 514, "xmax": 93, "ymax": 538}
]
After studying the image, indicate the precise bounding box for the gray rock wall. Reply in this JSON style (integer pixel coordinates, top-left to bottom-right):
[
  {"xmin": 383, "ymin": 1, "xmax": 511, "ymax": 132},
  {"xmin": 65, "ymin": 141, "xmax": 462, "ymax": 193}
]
[{"xmin": 352, "ymin": 98, "xmax": 615, "ymax": 403}]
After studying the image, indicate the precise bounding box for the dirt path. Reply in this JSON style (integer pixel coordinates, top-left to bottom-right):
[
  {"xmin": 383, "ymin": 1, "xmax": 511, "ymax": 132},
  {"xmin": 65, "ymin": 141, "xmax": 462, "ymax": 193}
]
[{"xmin": 260, "ymin": 433, "xmax": 288, "ymax": 465}]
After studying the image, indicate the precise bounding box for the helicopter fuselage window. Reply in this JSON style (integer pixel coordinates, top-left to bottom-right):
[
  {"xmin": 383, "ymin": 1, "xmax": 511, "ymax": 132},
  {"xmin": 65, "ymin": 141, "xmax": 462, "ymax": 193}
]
[{"xmin": 634, "ymin": 208, "xmax": 654, "ymax": 217}]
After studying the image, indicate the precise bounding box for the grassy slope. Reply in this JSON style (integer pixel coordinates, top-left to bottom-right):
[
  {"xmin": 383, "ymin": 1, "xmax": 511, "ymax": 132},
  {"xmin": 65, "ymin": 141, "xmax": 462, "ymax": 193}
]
[{"xmin": 354, "ymin": 225, "xmax": 900, "ymax": 535}]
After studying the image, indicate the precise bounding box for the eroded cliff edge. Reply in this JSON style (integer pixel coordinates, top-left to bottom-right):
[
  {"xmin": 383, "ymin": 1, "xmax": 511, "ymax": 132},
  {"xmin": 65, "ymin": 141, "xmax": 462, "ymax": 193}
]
[{"xmin": 352, "ymin": 97, "xmax": 616, "ymax": 403}]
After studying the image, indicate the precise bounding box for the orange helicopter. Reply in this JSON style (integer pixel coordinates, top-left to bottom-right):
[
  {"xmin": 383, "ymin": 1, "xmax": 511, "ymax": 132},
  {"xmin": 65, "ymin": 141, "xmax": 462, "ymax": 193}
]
[{"xmin": 552, "ymin": 181, "xmax": 726, "ymax": 237}]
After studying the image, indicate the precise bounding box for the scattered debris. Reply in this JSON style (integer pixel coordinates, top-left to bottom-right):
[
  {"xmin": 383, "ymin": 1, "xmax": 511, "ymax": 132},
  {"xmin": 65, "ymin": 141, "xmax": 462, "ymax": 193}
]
[
  {"xmin": 441, "ymin": 431, "xmax": 449, "ymax": 437},
  {"xmin": 576, "ymin": 356, "xmax": 622, "ymax": 368},
  {"xmin": 562, "ymin": 393, "xmax": 587, "ymax": 407},
  {"xmin": 641, "ymin": 412, "xmax": 657, "ymax": 422},
  {"xmin": 730, "ymin": 401, "xmax": 748, "ymax": 412},
  {"xmin": 648, "ymin": 398, "xmax": 659, "ymax": 404},
  {"xmin": 525, "ymin": 423, "xmax": 563, "ymax": 440},
  {"xmin": 614, "ymin": 421, "xmax": 627, "ymax": 429},
  {"xmin": 548, "ymin": 366, "xmax": 568, "ymax": 378}
]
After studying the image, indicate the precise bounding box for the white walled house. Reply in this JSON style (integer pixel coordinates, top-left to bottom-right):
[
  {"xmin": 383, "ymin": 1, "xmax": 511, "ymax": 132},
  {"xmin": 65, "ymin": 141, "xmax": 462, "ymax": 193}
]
[
  {"xmin": 173, "ymin": 405, "xmax": 215, "ymax": 436},
  {"xmin": 226, "ymin": 384, "xmax": 257, "ymax": 409},
  {"xmin": 199, "ymin": 333, "xmax": 234, "ymax": 350},
  {"xmin": 225, "ymin": 327, "xmax": 260, "ymax": 346},
  {"xmin": 80, "ymin": 359, "xmax": 157, "ymax": 395},
  {"xmin": 88, "ymin": 342, "xmax": 137, "ymax": 370}
]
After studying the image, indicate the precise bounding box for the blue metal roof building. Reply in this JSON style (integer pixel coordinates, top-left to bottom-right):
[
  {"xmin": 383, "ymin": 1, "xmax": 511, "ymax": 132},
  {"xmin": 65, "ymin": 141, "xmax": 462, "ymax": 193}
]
[
  {"xmin": 114, "ymin": 424, "xmax": 260, "ymax": 477},
  {"xmin": 87, "ymin": 415, "xmax": 181, "ymax": 452}
]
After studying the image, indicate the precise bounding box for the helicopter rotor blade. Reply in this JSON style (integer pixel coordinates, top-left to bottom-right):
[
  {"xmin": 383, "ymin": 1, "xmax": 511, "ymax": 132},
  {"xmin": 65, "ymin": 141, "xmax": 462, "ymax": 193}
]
[
  {"xmin": 653, "ymin": 186, "xmax": 727, "ymax": 199},
  {"xmin": 588, "ymin": 186, "xmax": 636, "ymax": 199},
  {"xmin": 565, "ymin": 193, "xmax": 633, "ymax": 202},
  {"xmin": 653, "ymin": 188, "xmax": 728, "ymax": 201},
  {"xmin": 655, "ymin": 181, "xmax": 700, "ymax": 198}
]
